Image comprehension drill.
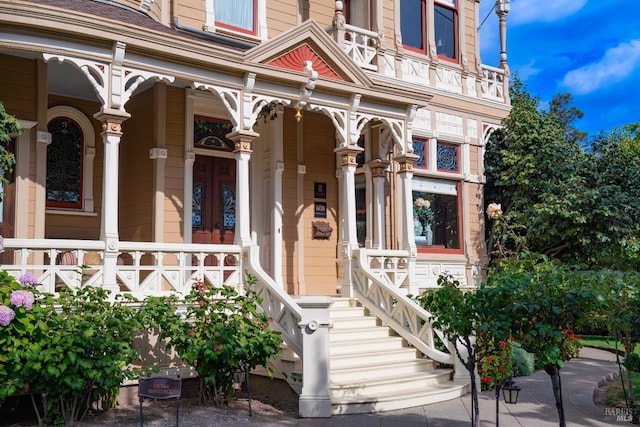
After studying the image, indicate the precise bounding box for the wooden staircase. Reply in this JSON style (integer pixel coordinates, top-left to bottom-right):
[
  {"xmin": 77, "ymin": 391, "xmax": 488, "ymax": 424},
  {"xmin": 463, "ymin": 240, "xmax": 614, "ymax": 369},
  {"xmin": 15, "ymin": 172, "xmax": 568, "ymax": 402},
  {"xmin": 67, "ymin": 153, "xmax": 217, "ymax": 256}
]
[
  {"xmin": 264, "ymin": 297, "xmax": 467, "ymax": 415},
  {"xmin": 328, "ymin": 298, "xmax": 467, "ymax": 414}
]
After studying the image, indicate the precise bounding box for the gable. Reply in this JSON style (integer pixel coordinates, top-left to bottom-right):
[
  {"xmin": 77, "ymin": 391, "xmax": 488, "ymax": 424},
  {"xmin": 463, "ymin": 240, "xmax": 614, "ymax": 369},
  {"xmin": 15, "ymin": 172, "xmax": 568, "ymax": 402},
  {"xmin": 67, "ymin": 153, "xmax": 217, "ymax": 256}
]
[
  {"xmin": 267, "ymin": 44, "xmax": 341, "ymax": 80},
  {"xmin": 244, "ymin": 19, "xmax": 371, "ymax": 86}
]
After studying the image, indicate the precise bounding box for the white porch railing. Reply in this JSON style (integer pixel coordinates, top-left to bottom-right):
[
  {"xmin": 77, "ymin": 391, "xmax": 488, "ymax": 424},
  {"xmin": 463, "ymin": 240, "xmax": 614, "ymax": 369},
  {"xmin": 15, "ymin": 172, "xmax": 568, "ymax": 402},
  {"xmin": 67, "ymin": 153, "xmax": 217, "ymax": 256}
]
[
  {"xmin": 326, "ymin": 23, "xmax": 380, "ymax": 72},
  {"xmin": 352, "ymin": 248, "xmax": 456, "ymax": 365},
  {"xmin": 1, "ymin": 238, "xmax": 241, "ymax": 299},
  {"xmin": 244, "ymin": 244, "xmax": 303, "ymax": 357}
]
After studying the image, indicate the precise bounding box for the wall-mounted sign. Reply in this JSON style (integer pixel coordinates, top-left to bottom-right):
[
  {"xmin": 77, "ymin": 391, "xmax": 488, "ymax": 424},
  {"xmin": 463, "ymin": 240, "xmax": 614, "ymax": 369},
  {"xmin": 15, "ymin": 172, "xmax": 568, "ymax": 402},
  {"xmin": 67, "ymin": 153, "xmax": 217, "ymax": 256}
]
[
  {"xmin": 314, "ymin": 202, "xmax": 327, "ymax": 218},
  {"xmin": 314, "ymin": 182, "xmax": 327, "ymax": 199}
]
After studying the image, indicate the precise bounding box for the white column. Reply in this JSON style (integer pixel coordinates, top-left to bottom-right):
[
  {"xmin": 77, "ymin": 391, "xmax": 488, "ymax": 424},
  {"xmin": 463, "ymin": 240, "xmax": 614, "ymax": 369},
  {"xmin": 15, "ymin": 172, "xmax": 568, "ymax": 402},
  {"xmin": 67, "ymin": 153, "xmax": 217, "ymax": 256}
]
[
  {"xmin": 94, "ymin": 109, "xmax": 130, "ymax": 293},
  {"xmin": 367, "ymin": 159, "xmax": 389, "ymax": 250},
  {"xmin": 395, "ymin": 154, "xmax": 418, "ymax": 293},
  {"xmin": 298, "ymin": 297, "xmax": 334, "ymax": 418},
  {"xmin": 228, "ymin": 131, "xmax": 258, "ymax": 248},
  {"xmin": 334, "ymin": 146, "xmax": 362, "ymax": 298}
]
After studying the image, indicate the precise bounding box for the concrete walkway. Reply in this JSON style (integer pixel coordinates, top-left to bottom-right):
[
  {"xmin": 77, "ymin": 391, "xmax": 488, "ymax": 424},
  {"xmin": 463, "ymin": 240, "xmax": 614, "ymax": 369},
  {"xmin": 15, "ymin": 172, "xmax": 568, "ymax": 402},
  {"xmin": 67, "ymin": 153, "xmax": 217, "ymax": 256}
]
[{"xmin": 238, "ymin": 347, "xmax": 629, "ymax": 426}]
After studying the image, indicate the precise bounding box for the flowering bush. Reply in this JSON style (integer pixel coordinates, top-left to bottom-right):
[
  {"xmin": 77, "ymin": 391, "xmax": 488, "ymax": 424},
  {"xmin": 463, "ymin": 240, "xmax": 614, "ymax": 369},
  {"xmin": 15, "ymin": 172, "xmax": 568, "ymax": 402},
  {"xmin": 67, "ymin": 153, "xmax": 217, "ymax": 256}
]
[
  {"xmin": 0, "ymin": 271, "xmax": 144, "ymax": 425},
  {"xmin": 477, "ymin": 333, "xmax": 513, "ymax": 391},
  {"xmin": 142, "ymin": 273, "xmax": 282, "ymax": 406},
  {"xmin": 0, "ymin": 270, "xmax": 51, "ymax": 405}
]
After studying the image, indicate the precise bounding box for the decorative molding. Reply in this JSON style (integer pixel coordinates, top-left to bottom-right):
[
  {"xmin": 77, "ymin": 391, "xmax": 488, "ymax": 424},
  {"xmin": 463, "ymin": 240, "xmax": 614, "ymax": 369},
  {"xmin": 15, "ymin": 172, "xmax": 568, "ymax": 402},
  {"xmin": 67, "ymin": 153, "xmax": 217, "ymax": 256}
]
[
  {"xmin": 268, "ymin": 44, "xmax": 341, "ymax": 80},
  {"xmin": 149, "ymin": 147, "xmax": 168, "ymax": 159}
]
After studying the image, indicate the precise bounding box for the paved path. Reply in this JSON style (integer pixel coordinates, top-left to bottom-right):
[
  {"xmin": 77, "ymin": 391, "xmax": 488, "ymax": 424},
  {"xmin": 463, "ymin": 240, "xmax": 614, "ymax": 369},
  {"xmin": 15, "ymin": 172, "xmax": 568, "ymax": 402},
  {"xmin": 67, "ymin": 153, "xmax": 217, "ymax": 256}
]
[{"xmin": 235, "ymin": 347, "xmax": 627, "ymax": 426}]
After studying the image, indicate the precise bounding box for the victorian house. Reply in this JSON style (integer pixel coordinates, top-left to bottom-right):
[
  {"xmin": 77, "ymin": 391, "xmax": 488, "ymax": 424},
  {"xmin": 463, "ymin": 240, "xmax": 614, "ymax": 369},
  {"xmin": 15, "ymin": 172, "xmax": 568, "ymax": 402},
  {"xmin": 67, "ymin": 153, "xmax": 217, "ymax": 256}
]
[{"xmin": 0, "ymin": 0, "xmax": 510, "ymax": 417}]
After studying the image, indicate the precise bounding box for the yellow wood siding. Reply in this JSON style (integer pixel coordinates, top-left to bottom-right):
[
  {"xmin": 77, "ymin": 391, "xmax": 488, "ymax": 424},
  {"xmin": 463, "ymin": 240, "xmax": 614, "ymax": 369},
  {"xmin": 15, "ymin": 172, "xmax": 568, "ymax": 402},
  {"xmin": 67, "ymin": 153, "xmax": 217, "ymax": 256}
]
[
  {"xmin": 0, "ymin": 54, "xmax": 37, "ymax": 121},
  {"xmin": 266, "ymin": 1, "xmax": 298, "ymax": 37},
  {"xmin": 163, "ymin": 86, "xmax": 186, "ymax": 243},
  {"xmin": 463, "ymin": 0, "xmax": 477, "ymax": 68},
  {"xmin": 119, "ymin": 87, "xmax": 155, "ymax": 242}
]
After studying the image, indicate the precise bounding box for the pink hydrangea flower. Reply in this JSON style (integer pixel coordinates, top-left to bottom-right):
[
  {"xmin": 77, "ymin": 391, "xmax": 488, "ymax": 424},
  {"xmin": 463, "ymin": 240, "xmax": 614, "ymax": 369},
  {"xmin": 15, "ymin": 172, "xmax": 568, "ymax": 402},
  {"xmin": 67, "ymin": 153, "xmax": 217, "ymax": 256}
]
[
  {"xmin": 18, "ymin": 272, "xmax": 39, "ymax": 287},
  {"xmin": 10, "ymin": 290, "xmax": 35, "ymax": 310},
  {"xmin": 0, "ymin": 305, "xmax": 16, "ymax": 326}
]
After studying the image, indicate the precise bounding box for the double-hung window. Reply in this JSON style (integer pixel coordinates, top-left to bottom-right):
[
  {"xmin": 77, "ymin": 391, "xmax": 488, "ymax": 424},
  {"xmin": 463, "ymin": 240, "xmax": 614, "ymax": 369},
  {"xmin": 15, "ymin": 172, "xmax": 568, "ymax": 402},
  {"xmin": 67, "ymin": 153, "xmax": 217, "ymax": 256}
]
[
  {"xmin": 400, "ymin": 0, "xmax": 458, "ymax": 61},
  {"xmin": 213, "ymin": 0, "xmax": 257, "ymax": 35}
]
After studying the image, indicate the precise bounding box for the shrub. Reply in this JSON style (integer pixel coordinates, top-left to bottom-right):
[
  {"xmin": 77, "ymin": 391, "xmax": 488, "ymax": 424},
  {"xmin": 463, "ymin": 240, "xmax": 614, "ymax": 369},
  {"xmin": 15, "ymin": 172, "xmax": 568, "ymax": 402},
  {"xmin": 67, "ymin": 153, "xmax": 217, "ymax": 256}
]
[
  {"xmin": 511, "ymin": 344, "xmax": 535, "ymax": 377},
  {"xmin": 625, "ymin": 353, "xmax": 640, "ymax": 373},
  {"xmin": 142, "ymin": 273, "xmax": 282, "ymax": 406},
  {"xmin": 1, "ymin": 272, "xmax": 144, "ymax": 426},
  {"xmin": 22, "ymin": 286, "xmax": 143, "ymax": 425}
]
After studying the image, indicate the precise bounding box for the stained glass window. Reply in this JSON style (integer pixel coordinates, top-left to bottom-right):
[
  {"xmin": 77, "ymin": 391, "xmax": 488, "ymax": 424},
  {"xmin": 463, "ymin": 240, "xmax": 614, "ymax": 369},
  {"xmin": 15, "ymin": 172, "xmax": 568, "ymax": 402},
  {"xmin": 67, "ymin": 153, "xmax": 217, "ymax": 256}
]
[
  {"xmin": 47, "ymin": 117, "xmax": 82, "ymax": 208},
  {"xmin": 221, "ymin": 184, "xmax": 236, "ymax": 231},
  {"xmin": 192, "ymin": 182, "xmax": 204, "ymax": 230},
  {"xmin": 413, "ymin": 138, "xmax": 427, "ymax": 169},
  {"xmin": 194, "ymin": 116, "xmax": 234, "ymax": 151},
  {"xmin": 437, "ymin": 143, "xmax": 458, "ymax": 172}
]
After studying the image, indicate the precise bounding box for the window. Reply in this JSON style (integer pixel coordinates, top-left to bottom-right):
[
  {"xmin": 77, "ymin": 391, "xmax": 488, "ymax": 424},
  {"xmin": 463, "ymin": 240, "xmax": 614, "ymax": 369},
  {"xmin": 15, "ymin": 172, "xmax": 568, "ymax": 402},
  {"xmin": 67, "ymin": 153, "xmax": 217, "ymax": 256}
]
[
  {"xmin": 412, "ymin": 179, "xmax": 461, "ymax": 252},
  {"xmin": 355, "ymin": 174, "xmax": 366, "ymax": 247},
  {"xmin": 436, "ymin": 142, "xmax": 459, "ymax": 172},
  {"xmin": 214, "ymin": 0, "xmax": 256, "ymax": 35},
  {"xmin": 400, "ymin": 0, "xmax": 458, "ymax": 60},
  {"xmin": 46, "ymin": 106, "xmax": 95, "ymax": 213},
  {"xmin": 413, "ymin": 138, "xmax": 428, "ymax": 169},
  {"xmin": 434, "ymin": 0, "xmax": 457, "ymax": 60}
]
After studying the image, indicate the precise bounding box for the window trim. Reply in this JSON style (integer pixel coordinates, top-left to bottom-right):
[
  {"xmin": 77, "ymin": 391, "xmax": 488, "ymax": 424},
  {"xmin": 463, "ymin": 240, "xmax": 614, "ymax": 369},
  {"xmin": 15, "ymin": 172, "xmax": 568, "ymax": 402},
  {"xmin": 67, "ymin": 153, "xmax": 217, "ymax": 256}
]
[
  {"xmin": 46, "ymin": 106, "xmax": 95, "ymax": 214},
  {"xmin": 434, "ymin": 0, "xmax": 458, "ymax": 62}
]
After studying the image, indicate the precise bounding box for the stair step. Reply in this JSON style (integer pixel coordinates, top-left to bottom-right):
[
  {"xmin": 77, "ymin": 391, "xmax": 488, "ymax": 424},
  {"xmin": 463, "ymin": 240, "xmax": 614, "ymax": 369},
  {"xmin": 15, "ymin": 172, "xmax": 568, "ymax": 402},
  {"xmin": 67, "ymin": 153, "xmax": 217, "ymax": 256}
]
[
  {"xmin": 330, "ymin": 336, "xmax": 406, "ymax": 355},
  {"xmin": 330, "ymin": 359, "xmax": 435, "ymax": 382},
  {"xmin": 330, "ymin": 306, "xmax": 368, "ymax": 318},
  {"xmin": 330, "ymin": 298, "xmax": 361, "ymax": 309},
  {"xmin": 330, "ymin": 347, "xmax": 421, "ymax": 369},
  {"xmin": 330, "ymin": 316, "xmax": 379, "ymax": 329},
  {"xmin": 331, "ymin": 382, "xmax": 467, "ymax": 415},
  {"xmin": 330, "ymin": 368, "xmax": 454, "ymax": 398},
  {"xmin": 330, "ymin": 326, "xmax": 393, "ymax": 342}
]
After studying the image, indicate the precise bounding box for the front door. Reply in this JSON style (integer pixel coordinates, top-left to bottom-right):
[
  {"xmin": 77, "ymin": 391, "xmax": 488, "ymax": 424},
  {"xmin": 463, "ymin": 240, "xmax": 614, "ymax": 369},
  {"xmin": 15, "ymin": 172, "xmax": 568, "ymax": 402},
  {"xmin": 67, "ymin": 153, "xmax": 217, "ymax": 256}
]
[{"xmin": 191, "ymin": 155, "xmax": 236, "ymax": 245}]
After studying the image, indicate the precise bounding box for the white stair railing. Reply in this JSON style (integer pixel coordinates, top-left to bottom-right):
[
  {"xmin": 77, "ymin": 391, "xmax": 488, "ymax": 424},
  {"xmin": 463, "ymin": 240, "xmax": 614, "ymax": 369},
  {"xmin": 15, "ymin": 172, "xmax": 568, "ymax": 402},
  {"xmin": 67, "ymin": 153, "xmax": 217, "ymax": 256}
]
[
  {"xmin": 352, "ymin": 248, "xmax": 456, "ymax": 365},
  {"xmin": 243, "ymin": 245, "xmax": 303, "ymax": 357}
]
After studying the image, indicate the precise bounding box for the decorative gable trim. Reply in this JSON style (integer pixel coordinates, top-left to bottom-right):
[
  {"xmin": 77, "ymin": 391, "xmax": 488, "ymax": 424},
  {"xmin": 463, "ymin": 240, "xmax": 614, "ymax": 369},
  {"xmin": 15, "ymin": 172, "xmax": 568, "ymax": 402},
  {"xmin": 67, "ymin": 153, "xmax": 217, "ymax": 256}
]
[{"xmin": 267, "ymin": 44, "xmax": 341, "ymax": 80}]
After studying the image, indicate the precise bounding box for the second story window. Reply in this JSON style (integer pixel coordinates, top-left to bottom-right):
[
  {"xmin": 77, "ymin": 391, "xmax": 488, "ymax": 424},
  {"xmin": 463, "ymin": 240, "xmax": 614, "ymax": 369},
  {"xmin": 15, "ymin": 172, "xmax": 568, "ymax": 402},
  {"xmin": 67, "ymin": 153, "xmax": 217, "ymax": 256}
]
[
  {"xmin": 434, "ymin": 0, "xmax": 457, "ymax": 60},
  {"xmin": 214, "ymin": 0, "xmax": 256, "ymax": 35},
  {"xmin": 400, "ymin": 0, "xmax": 458, "ymax": 61}
]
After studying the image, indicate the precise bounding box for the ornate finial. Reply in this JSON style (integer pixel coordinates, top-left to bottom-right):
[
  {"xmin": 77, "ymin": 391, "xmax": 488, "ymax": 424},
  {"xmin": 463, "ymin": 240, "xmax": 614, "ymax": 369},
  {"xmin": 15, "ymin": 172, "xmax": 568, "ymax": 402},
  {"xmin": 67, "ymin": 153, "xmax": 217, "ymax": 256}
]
[
  {"xmin": 295, "ymin": 107, "xmax": 302, "ymax": 122},
  {"xmin": 335, "ymin": 1, "xmax": 343, "ymax": 13}
]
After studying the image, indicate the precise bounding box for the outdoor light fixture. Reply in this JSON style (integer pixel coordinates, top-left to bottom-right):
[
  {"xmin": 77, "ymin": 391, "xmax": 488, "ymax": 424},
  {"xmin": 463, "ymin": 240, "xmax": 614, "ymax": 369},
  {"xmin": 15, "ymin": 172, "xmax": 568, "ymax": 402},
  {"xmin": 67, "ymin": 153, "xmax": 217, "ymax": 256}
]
[
  {"xmin": 495, "ymin": 376, "xmax": 521, "ymax": 427},
  {"xmin": 232, "ymin": 363, "xmax": 252, "ymax": 417},
  {"xmin": 495, "ymin": 0, "xmax": 510, "ymax": 13}
]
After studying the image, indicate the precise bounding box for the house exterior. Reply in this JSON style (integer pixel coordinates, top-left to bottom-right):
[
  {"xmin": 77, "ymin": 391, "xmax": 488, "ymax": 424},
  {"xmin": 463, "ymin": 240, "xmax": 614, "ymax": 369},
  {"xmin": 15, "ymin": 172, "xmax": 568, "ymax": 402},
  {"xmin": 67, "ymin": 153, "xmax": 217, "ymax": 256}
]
[{"xmin": 0, "ymin": 0, "xmax": 510, "ymax": 417}]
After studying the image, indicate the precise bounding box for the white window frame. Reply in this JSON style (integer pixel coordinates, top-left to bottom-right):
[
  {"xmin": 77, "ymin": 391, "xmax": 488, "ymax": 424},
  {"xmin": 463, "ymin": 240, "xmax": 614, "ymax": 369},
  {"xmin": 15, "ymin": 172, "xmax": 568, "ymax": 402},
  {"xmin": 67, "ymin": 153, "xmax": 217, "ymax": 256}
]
[{"xmin": 204, "ymin": 0, "xmax": 267, "ymax": 40}]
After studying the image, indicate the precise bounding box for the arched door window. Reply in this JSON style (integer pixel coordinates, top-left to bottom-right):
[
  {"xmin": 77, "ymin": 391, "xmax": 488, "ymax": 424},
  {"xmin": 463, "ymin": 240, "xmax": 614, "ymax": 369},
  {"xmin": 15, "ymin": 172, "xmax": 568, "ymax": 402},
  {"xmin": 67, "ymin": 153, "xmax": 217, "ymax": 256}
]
[{"xmin": 46, "ymin": 106, "xmax": 95, "ymax": 213}]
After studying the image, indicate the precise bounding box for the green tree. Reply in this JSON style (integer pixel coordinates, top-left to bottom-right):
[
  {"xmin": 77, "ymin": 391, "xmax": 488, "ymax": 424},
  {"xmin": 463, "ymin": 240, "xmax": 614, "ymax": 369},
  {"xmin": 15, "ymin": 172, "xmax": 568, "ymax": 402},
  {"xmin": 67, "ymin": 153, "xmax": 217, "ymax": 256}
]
[
  {"xmin": 549, "ymin": 93, "xmax": 587, "ymax": 145},
  {"xmin": 0, "ymin": 101, "xmax": 19, "ymax": 195}
]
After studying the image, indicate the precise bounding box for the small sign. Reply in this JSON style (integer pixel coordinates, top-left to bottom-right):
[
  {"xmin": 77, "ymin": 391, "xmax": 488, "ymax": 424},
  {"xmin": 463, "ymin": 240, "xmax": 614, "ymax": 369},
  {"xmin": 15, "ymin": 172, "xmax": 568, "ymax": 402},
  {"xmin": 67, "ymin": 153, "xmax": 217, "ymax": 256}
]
[
  {"xmin": 138, "ymin": 376, "xmax": 182, "ymax": 400},
  {"xmin": 314, "ymin": 202, "xmax": 327, "ymax": 218},
  {"xmin": 314, "ymin": 182, "xmax": 327, "ymax": 199}
]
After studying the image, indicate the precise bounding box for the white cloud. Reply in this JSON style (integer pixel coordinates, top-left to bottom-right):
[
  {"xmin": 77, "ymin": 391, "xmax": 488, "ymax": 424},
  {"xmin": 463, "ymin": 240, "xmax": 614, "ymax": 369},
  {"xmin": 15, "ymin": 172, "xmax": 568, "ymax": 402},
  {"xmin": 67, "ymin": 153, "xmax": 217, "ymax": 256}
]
[
  {"xmin": 560, "ymin": 40, "xmax": 640, "ymax": 94},
  {"xmin": 514, "ymin": 60, "xmax": 540, "ymax": 80},
  {"xmin": 509, "ymin": 0, "xmax": 588, "ymax": 25}
]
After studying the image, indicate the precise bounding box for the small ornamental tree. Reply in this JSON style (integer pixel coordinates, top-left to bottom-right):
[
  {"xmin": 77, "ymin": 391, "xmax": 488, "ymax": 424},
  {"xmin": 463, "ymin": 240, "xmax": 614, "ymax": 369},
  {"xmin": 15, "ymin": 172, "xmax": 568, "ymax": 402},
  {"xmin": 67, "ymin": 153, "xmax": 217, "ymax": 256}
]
[
  {"xmin": 597, "ymin": 270, "xmax": 640, "ymax": 424},
  {"xmin": 142, "ymin": 274, "xmax": 282, "ymax": 406},
  {"xmin": 484, "ymin": 256, "xmax": 600, "ymax": 427},
  {"xmin": 414, "ymin": 274, "xmax": 510, "ymax": 427}
]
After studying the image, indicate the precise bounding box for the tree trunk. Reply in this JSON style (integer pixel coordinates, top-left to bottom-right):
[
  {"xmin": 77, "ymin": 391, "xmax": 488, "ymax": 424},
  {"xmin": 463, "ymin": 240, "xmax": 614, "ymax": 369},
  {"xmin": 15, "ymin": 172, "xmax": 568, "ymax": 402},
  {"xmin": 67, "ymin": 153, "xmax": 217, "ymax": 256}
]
[
  {"xmin": 544, "ymin": 364, "xmax": 566, "ymax": 427},
  {"xmin": 625, "ymin": 343, "xmax": 639, "ymax": 424}
]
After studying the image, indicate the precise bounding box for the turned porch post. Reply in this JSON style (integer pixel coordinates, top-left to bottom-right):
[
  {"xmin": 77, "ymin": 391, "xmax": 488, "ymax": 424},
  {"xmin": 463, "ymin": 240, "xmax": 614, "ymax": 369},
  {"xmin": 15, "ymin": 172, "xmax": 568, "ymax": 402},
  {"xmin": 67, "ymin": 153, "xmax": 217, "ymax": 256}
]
[
  {"xmin": 94, "ymin": 109, "xmax": 130, "ymax": 293},
  {"xmin": 335, "ymin": 145, "xmax": 363, "ymax": 298},
  {"xmin": 228, "ymin": 130, "xmax": 259, "ymax": 248},
  {"xmin": 367, "ymin": 159, "xmax": 389, "ymax": 250},
  {"xmin": 395, "ymin": 154, "xmax": 418, "ymax": 293}
]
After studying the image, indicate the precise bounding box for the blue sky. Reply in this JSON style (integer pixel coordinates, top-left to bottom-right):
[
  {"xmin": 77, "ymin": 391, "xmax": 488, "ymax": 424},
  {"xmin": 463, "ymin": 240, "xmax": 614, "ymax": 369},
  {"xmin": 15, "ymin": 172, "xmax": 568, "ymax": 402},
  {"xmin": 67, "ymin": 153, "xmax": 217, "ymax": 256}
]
[{"xmin": 478, "ymin": 0, "xmax": 640, "ymax": 139}]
